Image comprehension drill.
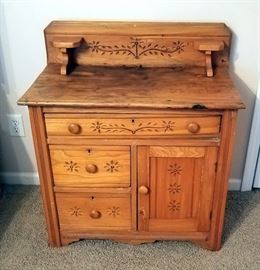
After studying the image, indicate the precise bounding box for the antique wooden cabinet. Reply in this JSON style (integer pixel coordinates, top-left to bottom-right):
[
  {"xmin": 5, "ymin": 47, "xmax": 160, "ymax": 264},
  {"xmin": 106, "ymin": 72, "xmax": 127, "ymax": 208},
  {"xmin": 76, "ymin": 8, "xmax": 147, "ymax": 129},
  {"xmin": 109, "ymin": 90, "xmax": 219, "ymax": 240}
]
[{"xmin": 18, "ymin": 21, "xmax": 244, "ymax": 250}]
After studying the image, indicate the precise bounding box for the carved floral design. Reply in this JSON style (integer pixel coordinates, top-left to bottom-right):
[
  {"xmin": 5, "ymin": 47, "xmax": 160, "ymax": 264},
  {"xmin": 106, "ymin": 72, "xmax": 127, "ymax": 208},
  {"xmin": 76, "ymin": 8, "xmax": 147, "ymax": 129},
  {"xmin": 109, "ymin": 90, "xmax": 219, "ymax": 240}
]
[
  {"xmin": 168, "ymin": 200, "xmax": 181, "ymax": 212},
  {"xmin": 64, "ymin": 161, "xmax": 80, "ymax": 172},
  {"xmin": 69, "ymin": 206, "xmax": 83, "ymax": 217},
  {"xmin": 90, "ymin": 120, "xmax": 175, "ymax": 135},
  {"xmin": 107, "ymin": 206, "xmax": 120, "ymax": 217},
  {"xmin": 91, "ymin": 121, "xmax": 103, "ymax": 133},
  {"xmin": 88, "ymin": 38, "xmax": 186, "ymax": 59},
  {"xmin": 168, "ymin": 183, "xmax": 181, "ymax": 194},
  {"xmin": 168, "ymin": 164, "xmax": 182, "ymax": 176},
  {"xmin": 104, "ymin": 160, "xmax": 120, "ymax": 172}
]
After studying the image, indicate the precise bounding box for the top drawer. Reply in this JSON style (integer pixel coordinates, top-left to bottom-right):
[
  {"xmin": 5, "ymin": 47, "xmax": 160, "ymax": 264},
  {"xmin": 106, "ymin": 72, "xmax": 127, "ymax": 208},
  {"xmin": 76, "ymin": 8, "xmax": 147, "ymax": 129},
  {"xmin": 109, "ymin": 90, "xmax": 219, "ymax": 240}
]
[{"xmin": 45, "ymin": 114, "xmax": 221, "ymax": 137}]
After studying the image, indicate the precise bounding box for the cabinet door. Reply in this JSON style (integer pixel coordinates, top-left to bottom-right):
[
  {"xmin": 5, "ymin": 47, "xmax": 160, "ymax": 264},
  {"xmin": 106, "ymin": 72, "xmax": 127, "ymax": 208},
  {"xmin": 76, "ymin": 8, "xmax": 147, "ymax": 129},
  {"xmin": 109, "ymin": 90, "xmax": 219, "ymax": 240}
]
[{"xmin": 138, "ymin": 146, "xmax": 218, "ymax": 232}]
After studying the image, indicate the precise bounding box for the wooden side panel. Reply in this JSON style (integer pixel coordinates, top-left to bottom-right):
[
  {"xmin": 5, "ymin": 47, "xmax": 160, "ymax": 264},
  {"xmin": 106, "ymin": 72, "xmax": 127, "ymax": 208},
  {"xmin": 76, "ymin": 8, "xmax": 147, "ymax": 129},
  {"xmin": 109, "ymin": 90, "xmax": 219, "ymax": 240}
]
[
  {"xmin": 56, "ymin": 192, "xmax": 131, "ymax": 231},
  {"xmin": 45, "ymin": 115, "xmax": 221, "ymax": 137},
  {"xmin": 28, "ymin": 107, "xmax": 61, "ymax": 246},
  {"xmin": 49, "ymin": 145, "xmax": 130, "ymax": 187},
  {"xmin": 206, "ymin": 110, "xmax": 238, "ymax": 250}
]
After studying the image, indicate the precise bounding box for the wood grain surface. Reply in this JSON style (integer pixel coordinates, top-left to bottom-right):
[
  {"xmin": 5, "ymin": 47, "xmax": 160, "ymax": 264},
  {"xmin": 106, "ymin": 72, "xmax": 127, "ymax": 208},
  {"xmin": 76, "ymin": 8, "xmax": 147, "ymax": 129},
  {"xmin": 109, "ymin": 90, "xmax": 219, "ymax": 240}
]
[
  {"xmin": 18, "ymin": 65, "xmax": 244, "ymax": 110},
  {"xmin": 49, "ymin": 145, "xmax": 130, "ymax": 187},
  {"xmin": 45, "ymin": 114, "xmax": 221, "ymax": 137},
  {"xmin": 137, "ymin": 145, "xmax": 217, "ymax": 234},
  {"xmin": 56, "ymin": 192, "xmax": 131, "ymax": 231},
  {"xmin": 45, "ymin": 21, "xmax": 231, "ymax": 36}
]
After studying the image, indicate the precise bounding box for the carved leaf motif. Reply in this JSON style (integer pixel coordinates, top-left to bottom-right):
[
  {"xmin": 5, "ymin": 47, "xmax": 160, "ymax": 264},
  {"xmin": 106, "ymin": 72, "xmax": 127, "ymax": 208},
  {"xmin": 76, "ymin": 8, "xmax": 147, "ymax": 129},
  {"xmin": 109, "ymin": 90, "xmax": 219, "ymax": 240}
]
[
  {"xmin": 90, "ymin": 120, "xmax": 175, "ymax": 134},
  {"xmin": 87, "ymin": 38, "xmax": 186, "ymax": 59}
]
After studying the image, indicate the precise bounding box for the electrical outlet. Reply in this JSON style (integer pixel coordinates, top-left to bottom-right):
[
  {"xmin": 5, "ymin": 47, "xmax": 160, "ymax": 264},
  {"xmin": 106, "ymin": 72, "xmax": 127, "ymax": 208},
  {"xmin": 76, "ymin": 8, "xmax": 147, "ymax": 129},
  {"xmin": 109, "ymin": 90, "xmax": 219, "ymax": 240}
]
[{"xmin": 7, "ymin": 114, "xmax": 25, "ymax": 136}]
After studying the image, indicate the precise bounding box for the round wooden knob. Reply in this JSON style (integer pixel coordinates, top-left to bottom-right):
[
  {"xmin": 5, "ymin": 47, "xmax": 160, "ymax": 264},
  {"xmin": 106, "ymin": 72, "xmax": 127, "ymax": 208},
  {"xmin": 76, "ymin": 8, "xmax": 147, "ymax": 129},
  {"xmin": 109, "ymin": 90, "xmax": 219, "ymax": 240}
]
[
  {"xmin": 89, "ymin": 210, "xmax": 101, "ymax": 219},
  {"xmin": 68, "ymin": 123, "xmax": 81, "ymax": 134},
  {"xmin": 138, "ymin": 185, "xmax": 149, "ymax": 195},
  {"xmin": 86, "ymin": 164, "xmax": 98, "ymax": 174},
  {"xmin": 187, "ymin": 122, "xmax": 200, "ymax": 133}
]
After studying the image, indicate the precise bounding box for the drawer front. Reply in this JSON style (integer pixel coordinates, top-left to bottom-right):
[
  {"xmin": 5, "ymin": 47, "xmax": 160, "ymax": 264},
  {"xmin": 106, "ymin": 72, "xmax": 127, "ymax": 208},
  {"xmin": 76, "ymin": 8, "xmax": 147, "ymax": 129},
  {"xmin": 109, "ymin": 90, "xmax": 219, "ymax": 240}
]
[
  {"xmin": 49, "ymin": 145, "xmax": 130, "ymax": 187},
  {"xmin": 45, "ymin": 115, "xmax": 221, "ymax": 137},
  {"xmin": 56, "ymin": 192, "xmax": 131, "ymax": 231}
]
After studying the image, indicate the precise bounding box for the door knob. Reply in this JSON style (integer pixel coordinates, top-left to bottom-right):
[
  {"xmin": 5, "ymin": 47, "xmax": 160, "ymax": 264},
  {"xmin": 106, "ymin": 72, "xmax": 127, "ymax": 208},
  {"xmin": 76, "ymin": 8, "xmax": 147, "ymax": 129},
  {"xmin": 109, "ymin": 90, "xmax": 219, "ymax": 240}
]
[
  {"xmin": 68, "ymin": 123, "xmax": 81, "ymax": 134},
  {"xmin": 138, "ymin": 185, "xmax": 149, "ymax": 195},
  {"xmin": 86, "ymin": 164, "xmax": 98, "ymax": 173},
  {"xmin": 187, "ymin": 122, "xmax": 200, "ymax": 133},
  {"xmin": 89, "ymin": 210, "xmax": 101, "ymax": 219}
]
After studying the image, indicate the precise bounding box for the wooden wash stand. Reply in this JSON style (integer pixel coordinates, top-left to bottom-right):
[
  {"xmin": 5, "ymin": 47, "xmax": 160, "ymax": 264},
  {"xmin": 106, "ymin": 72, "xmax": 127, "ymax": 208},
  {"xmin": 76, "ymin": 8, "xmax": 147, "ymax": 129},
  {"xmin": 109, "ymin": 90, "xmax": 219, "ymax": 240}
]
[{"xmin": 18, "ymin": 21, "xmax": 245, "ymax": 250}]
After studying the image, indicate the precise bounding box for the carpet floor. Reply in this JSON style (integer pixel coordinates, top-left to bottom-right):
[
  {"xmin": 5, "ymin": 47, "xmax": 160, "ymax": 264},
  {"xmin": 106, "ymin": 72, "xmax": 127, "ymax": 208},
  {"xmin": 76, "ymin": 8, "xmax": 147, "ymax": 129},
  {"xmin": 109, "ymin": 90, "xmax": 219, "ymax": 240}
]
[{"xmin": 0, "ymin": 185, "xmax": 260, "ymax": 270}]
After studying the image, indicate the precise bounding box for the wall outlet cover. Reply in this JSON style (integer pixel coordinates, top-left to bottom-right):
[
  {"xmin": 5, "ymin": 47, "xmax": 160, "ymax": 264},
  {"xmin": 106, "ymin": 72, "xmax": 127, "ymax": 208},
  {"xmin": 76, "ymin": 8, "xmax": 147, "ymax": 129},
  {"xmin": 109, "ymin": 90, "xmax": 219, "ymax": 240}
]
[{"xmin": 7, "ymin": 114, "xmax": 25, "ymax": 137}]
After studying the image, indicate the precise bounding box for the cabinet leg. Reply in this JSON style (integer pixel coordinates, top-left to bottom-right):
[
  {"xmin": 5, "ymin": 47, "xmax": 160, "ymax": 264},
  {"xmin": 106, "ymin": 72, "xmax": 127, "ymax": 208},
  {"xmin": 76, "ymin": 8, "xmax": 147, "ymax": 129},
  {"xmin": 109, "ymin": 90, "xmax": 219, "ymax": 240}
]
[{"xmin": 192, "ymin": 240, "xmax": 221, "ymax": 251}]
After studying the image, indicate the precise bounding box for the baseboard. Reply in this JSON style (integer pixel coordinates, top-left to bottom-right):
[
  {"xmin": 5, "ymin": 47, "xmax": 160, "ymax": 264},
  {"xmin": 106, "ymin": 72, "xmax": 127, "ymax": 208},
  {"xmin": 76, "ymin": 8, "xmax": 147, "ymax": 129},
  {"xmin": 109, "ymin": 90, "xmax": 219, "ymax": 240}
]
[
  {"xmin": 0, "ymin": 172, "xmax": 39, "ymax": 185},
  {"xmin": 0, "ymin": 172, "xmax": 241, "ymax": 190},
  {"xmin": 228, "ymin": 178, "xmax": 241, "ymax": 191}
]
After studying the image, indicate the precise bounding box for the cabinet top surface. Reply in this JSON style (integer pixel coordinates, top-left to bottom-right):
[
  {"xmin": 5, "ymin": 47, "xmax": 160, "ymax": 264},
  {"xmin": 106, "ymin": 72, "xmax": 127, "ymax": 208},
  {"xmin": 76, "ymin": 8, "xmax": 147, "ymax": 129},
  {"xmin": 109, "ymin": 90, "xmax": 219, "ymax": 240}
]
[
  {"xmin": 18, "ymin": 64, "xmax": 244, "ymax": 110},
  {"xmin": 45, "ymin": 21, "xmax": 230, "ymax": 37}
]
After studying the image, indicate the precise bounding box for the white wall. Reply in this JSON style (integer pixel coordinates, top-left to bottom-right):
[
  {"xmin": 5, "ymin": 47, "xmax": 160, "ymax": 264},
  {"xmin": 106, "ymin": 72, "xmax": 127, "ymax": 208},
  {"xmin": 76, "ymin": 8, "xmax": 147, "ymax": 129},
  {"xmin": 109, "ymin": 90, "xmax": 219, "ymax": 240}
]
[{"xmin": 0, "ymin": 0, "xmax": 258, "ymax": 189}]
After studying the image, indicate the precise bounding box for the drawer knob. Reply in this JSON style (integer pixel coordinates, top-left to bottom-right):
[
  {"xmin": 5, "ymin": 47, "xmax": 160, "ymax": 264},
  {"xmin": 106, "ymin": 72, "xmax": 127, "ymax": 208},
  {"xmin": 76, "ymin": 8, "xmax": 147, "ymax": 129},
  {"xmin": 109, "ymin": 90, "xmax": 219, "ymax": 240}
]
[
  {"xmin": 86, "ymin": 164, "xmax": 98, "ymax": 174},
  {"xmin": 89, "ymin": 210, "xmax": 101, "ymax": 219},
  {"xmin": 68, "ymin": 123, "xmax": 81, "ymax": 134},
  {"xmin": 187, "ymin": 122, "xmax": 200, "ymax": 133},
  {"xmin": 139, "ymin": 185, "xmax": 149, "ymax": 195}
]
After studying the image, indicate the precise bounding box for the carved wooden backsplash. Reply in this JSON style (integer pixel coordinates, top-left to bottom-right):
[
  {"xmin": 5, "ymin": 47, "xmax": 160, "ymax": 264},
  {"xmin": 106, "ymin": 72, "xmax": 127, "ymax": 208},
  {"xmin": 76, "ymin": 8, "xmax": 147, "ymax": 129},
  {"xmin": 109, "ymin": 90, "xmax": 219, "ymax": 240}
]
[{"xmin": 45, "ymin": 21, "xmax": 231, "ymax": 76}]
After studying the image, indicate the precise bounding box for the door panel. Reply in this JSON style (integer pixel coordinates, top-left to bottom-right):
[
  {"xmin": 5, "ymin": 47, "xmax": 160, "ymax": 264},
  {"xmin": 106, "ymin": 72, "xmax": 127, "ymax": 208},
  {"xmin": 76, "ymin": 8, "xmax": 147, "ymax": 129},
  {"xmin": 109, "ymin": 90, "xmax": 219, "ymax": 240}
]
[{"xmin": 138, "ymin": 146, "xmax": 217, "ymax": 233}]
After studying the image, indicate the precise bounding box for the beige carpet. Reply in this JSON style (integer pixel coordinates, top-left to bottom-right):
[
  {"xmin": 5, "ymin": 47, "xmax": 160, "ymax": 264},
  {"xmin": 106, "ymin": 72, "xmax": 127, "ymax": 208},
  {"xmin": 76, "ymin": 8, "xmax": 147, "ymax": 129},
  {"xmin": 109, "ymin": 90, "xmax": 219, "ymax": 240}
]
[{"xmin": 0, "ymin": 185, "xmax": 260, "ymax": 270}]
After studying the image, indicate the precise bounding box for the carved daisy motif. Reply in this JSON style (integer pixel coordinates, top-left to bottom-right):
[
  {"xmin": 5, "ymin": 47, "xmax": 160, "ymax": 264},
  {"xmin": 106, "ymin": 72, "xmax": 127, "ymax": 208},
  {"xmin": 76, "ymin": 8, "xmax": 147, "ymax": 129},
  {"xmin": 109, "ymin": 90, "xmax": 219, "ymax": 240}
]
[
  {"xmin": 107, "ymin": 206, "xmax": 120, "ymax": 217},
  {"xmin": 168, "ymin": 200, "xmax": 181, "ymax": 212},
  {"xmin": 162, "ymin": 120, "xmax": 175, "ymax": 132},
  {"xmin": 69, "ymin": 206, "xmax": 83, "ymax": 217},
  {"xmin": 91, "ymin": 121, "xmax": 104, "ymax": 133},
  {"xmin": 104, "ymin": 160, "xmax": 120, "ymax": 172},
  {"xmin": 173, "ymin": 41, "xmax": 186, "ymax": 54},
  {"xmin": 89, "ymin": 41, "xmax": 100, "ymax": 52},
  {"xmin": 130, "ymin": 37, "xmax": 144, "ymax": 48},
  {"xmin": 168, "ymin": 164, "xmax": 182, "ymax": 176},
  {"xmin": 168, "ymin": 183, "xmax": 182, "ymax": 194},
  {"xmin": 64, "ymin": 161, "xmax": 80, "ymax": 172}
]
